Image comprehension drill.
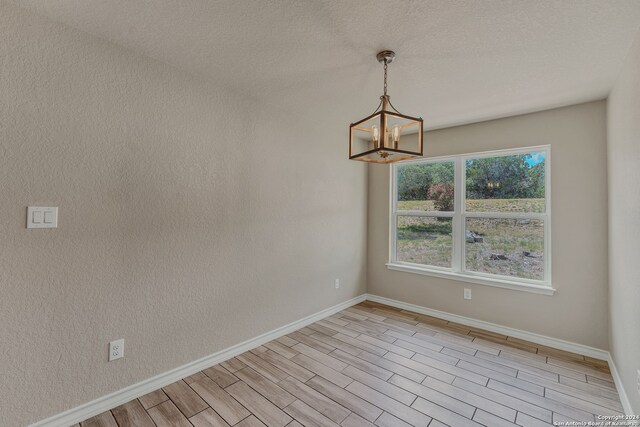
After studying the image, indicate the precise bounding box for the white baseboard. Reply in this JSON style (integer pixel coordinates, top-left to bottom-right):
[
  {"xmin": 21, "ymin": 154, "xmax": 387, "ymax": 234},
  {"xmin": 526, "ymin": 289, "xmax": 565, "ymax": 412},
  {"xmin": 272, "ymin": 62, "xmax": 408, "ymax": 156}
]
[
  {"xmin": 607, "ymin": 353, "xmax": 636, "ymax": 416},
  {"xmin": 366, "ymin": 294, "xmax": 639, "ymax": 416},
  {"xmin": 366, "ymin": 294, "xmax": 609, "ymax": 360},
  {"xmin": 30, "ymin": 294, "xmax": 367, "ymax": 427}
]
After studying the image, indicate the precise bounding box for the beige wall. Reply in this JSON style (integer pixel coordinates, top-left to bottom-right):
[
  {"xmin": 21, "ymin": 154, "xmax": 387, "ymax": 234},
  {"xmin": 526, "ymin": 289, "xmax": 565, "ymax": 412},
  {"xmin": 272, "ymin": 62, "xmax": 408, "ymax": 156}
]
[
  {"xmin": 368, "ymin": 101, "xmax": 609, "ymax": 349},
  {"xmin": 0, "ymin": 4, "xmax": 367, "ymax": 426},
  {"xmin": 608, "ymin": 29, "xmax": 640, "ymax": 414}
]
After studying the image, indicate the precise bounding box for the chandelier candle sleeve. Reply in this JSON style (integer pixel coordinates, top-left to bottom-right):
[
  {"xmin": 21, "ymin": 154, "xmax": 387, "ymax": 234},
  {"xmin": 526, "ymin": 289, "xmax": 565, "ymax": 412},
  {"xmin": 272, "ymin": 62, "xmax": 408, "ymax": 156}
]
[
  {"xmin": 349, "ymin": 50, "xmax": 424, "ymax": 163},
  {"xmin": 372, "ymin": 125, "xmax": 380, "ymax": 148}
]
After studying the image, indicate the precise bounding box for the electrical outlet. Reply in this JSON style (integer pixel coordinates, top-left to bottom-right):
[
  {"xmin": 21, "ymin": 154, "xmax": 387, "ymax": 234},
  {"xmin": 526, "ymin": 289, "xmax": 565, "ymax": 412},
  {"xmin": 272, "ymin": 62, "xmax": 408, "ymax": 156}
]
[
  {"xmin": 464, "ymin": 288, "xmax": 472, "ymax": 300},
  {"xmin": 109, "ymin": 339, "xmax": 124, "ymax": 361},
  {"xmin": 334, "ymin": 279, "xmax": 340, "ymax": 289}
]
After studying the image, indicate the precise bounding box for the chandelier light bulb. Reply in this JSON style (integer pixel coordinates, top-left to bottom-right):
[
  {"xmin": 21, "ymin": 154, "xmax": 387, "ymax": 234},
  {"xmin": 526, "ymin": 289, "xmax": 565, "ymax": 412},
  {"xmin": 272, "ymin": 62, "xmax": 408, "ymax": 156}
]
[{"xmin": 392, "ymin": 124, "xmax": 400, "ymax": 148}]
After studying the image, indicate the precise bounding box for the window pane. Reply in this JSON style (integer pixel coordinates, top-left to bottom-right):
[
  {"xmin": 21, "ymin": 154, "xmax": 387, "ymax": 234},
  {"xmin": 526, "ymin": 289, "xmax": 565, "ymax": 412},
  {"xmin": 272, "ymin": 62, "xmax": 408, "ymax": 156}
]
[
  {"xmin": 465, "ymin": 218, "xmax": 544, "ymax": 280},
  {"xmin": 465, "ymin": 152, "xmax": 545, "ymax": 212},
  {"xmin": 397, "ymin": 161, "xmax": 455, "ymax": 211},
  {"xmin": 396, "ymin": 216, "xmax": 452, "ymax": 268},
  {"xmin": 350, "ymin": 113, "xmax": 381, "ymax": 157}
]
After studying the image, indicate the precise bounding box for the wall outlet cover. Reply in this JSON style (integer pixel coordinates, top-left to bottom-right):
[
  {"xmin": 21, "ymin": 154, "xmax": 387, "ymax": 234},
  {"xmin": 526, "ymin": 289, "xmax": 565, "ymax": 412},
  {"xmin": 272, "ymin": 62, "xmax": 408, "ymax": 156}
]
[
  {"xmin": 464, "ymin": 288, "xmax": 472, "ymax": 300},
  {"xmin": 109, "ymin": 339, "xmax": 124, "ymax": 361},
  {"xmin": 334, "ymin": 279, "xmax": 340, "ymax": 289}
]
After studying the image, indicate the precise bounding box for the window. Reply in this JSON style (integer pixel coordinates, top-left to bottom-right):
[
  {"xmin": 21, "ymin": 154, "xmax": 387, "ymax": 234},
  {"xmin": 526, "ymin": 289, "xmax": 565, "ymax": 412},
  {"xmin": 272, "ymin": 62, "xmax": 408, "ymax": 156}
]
[{"xmin": 389, "ymin": 146, "xmax": 552, "ymax": 294}]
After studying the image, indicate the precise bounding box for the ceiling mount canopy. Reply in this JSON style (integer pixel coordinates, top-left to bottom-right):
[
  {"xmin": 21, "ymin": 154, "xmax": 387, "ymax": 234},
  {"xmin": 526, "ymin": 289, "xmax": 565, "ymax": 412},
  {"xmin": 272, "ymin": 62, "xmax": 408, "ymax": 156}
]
[
  {"xmin": 349, "ymin": 50, "xmax": 424, "ymax": 164},
  {"xmin": 376, "ymin": 50, "xmax": 396, "ymax": 64}
]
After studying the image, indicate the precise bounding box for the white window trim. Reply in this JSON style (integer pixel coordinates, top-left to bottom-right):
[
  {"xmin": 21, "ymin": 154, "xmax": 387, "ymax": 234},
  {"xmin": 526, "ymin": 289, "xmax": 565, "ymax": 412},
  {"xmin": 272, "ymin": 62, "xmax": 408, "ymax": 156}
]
[{"xmin": 388, "ymin": 145, "xmax": 555, "ymax": 295}]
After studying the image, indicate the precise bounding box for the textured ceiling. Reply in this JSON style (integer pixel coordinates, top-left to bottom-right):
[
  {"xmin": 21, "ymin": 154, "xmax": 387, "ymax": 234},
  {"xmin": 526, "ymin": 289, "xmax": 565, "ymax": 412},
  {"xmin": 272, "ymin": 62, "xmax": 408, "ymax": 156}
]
[{"xmin": 11, "ymin": 0, "xmax": 640, "ymax": 129}]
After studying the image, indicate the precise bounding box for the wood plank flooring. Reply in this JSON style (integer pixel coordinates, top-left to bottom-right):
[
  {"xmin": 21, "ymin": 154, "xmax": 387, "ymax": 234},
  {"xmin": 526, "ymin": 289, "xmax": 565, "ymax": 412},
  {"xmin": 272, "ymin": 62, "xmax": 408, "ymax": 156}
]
[{"xmin": 78, "ymin": 301, "xmax": 623, "ymax": 427}]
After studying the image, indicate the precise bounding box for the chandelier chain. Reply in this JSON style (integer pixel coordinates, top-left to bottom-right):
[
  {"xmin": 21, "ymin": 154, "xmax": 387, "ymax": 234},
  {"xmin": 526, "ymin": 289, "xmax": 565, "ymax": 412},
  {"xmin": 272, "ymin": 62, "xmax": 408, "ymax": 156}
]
[{"xmin": 383, "ymin": 59, "xmax": 388, "ymax": 96}]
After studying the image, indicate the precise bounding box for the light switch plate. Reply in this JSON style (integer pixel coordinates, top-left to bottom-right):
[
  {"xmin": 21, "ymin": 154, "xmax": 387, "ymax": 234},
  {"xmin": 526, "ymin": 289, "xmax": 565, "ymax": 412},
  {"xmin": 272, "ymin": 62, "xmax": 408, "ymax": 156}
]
[{"xmin": 27, "ymin": 207, "xmax": 58, "ymax": 229}]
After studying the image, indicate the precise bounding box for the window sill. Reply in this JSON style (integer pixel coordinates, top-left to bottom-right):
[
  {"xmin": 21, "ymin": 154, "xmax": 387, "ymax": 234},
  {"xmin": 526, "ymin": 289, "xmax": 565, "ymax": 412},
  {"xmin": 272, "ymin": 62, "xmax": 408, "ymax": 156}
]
[{"xmin": 386, "ymin": 263, "xmax": 556, "ymax": 295}]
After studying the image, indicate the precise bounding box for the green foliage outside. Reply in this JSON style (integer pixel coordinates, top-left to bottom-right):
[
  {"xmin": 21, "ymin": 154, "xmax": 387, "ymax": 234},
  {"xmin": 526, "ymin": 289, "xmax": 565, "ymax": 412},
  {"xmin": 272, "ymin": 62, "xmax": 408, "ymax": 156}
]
[
  {"xmin": 428, "ymin": 182, "xmax": 454, "ymax": 212},
  {"xmin": 397, "ymin": 153, "xmax": 545, "ymax": 207},
  {"xmin": 466, "ymin": 154, "xmax": 545, "ymax": 199},
  {"xmin": 397, "ymin": 162, "xmax": 454, "ymax": 201}
]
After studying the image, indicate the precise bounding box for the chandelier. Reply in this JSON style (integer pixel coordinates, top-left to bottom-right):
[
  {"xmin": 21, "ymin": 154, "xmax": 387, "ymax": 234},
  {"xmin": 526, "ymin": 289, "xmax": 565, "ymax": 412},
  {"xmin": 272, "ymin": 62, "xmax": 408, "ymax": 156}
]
[{"xmin": 349, "ymin": 51, "xmax": 424, "ymax": 163}]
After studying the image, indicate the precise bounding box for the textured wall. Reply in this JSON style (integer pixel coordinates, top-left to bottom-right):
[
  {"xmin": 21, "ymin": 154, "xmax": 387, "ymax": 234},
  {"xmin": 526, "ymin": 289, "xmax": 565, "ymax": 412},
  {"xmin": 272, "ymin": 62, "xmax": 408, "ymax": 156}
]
[
  {"xmin": 368, "ymin": 101, "xmax": 609, "ymax": 349},
  {"xmin": 0, "ymin": 4, "xmax": 367, "ymax": 426},
  {"xmin": 608, "ymin": 29, "xmax": 640, "ymax": 414}
]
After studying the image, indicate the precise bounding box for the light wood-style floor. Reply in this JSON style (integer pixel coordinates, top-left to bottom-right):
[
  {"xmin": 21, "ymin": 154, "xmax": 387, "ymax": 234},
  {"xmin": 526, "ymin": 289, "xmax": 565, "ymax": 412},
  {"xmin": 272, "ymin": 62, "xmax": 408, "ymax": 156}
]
[{"xmin": 76, "ymin": 301, "xmax": 623, "ymax": 427}]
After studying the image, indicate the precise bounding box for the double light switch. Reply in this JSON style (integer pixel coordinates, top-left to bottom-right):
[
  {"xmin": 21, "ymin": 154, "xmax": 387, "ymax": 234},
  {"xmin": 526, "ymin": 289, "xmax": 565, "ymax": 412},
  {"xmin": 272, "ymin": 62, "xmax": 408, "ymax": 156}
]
[{"xmin": 27, "ymin": 207, "xmax": 58, "ymax": 229}]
